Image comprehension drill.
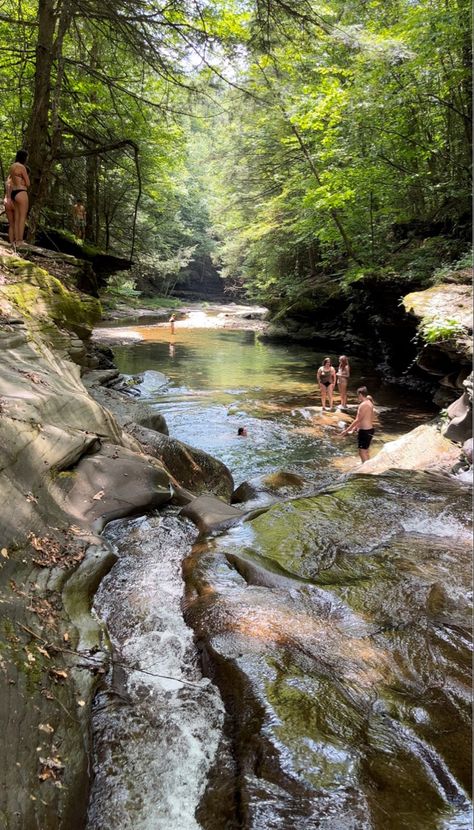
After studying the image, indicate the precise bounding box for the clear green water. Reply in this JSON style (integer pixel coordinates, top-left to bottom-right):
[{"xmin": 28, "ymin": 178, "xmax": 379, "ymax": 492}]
[
  {"xmin": 100, "ymin": 319, "xmax": 471, "ymax": 830},
  {"xmin": 112, "ymin": 325, "xmax": 434, "ymax": 486}
]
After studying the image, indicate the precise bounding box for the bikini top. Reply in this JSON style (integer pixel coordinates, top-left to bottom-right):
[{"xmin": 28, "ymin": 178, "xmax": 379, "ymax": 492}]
[{"xmin": 319, "ymin": 366, "xmax": 333, "ymax": 380}]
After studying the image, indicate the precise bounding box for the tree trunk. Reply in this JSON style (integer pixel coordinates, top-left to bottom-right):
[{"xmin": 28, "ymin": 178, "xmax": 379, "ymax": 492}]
[
  {"xmin": 25, "ymin": 0, "xmax": 57, "ymax": 240},
  {"xmin": 85, "ymin": 153, "xmax": 98, "ymax": 244}
]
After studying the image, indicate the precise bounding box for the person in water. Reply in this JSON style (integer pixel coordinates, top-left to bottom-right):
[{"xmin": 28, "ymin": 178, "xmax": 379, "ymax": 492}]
[
  {"xmin": 3, "ymin": 175, "xmax": 15, "ymax": 244},
  {"xmin": 317, "ymin": 357, "xmax": 336, "ymax": 410},
  {"xmin": 339, "ymin": 386, "xmax": 375, "ymax": 462},
  {"xmin": 8, "ymin": 149, "xmax": 30, "ymax": 248},
  {"xmin": 336, "ymin": 355, "xmax": 350, "ymax": 409},
  {"xmin": 72, "ymin": 198, "xmax": 86, "ymax": 240},
  {"xmin": 237, "ymin": 427, "xmax": 248, "ymax": 437}
]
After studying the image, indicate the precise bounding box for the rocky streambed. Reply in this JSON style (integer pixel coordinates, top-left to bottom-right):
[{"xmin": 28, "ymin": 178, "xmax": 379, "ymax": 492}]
[{"xmin": 0, "ymin": 243, "xmax": 472, "ymax": 829}]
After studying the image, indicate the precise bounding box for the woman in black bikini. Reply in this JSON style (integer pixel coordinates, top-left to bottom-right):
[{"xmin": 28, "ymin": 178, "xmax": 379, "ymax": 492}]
[
  {"xmin": 317, "ymin": 357, "xmax": 336, "ymax": 410},
  {"xmin": 9, "ymin": 149, "xmax": 30, "ymax": 248}
]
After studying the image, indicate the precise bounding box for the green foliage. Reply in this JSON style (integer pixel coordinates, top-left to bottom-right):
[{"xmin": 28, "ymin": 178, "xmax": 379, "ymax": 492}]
[
  {"xmin": 420, "ymin": 316, "xmax": 466, "ymax": 344},
  {"xmin": 432, "ymin": 248, "xmax": 473, "ymax": 284},
  {"xmin": 0, "ymin": 0, "xmax": 470, "ymax": 310},
  {"xmin": 106, "ymin": 274, "xmax": 141, "ymax": 299}
]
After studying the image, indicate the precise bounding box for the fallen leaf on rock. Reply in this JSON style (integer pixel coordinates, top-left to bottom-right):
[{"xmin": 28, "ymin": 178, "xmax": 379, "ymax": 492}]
[
  {"xmin": 26, "ymin": 492, "xmax": 38, "ymax": 503},
  {"xmin": 1, "ymin": 548, "xmax": 8, "ymax": 559},
  {"xmin": 18, "ymin": 369, "xmax": 47, "ymax": 385},
  {"xmin": 41, "ymin": 689, "xmax": 55, "ymax": 700},
  {"xmin": 38, "ymin": 723, "xmax": 54, "ymax": 734},
  {"xmin": 49, "ymin": 667, "xmax": 68, "ymax": 682},
  {"xmin": 63, "ymin": 632, "xmax": 69, "ymax": 642},
  {"xmin": 92, "ymin": 490, "xmax": 105, "ymax": 501},
  {"xmin": 37, "ymin": 645, "xmax": 50, "ymax": 659},
  {"xmin": 77, "ymin": 699, "xmax": 86, "ymax": 707}
]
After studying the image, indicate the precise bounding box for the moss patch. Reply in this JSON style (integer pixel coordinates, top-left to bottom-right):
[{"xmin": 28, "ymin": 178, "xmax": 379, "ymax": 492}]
[{"xmin": 0, "ymin": 255, "xmax": 101, "ymax": 337}]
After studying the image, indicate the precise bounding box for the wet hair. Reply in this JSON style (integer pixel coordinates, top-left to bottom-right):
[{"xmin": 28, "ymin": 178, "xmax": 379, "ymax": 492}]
[
  {"xmin": 237, "ymin": 427, "xmax": 247, "ymax": 436},
  {"xmin": 15, "ymin": 149, "xmax": 28, "ymax": 164},
  {"xmin": 357, "ymin": 386, "xmax": 369, "ymax": 397}
]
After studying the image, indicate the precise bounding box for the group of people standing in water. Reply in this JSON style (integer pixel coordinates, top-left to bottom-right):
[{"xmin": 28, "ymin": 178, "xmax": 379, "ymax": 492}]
[
  {"xmin": 317, "ymin": 355, "xmax": 350, "ymax": 411},
  {"xmin": 317, "ymin": 355, "xmax": 375, "ymax": 462}
]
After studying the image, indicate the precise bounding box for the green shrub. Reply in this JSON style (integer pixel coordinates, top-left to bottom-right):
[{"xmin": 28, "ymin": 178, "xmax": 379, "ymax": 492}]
[{"xmin": 420, "ymin": 316, "xmax": 465, "ymax": 344}]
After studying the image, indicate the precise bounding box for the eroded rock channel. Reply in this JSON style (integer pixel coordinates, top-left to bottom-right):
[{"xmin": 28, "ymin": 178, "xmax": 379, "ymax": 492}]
[{"xmin": 0, "ymin": 253, "xmax": 471, "ymax": 830}]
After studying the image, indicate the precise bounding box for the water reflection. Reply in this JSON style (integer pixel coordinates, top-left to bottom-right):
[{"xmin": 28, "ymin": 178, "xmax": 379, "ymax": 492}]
[{"xmin": 111, "ymin": 327, "xmax": 435, "ymax": 486}]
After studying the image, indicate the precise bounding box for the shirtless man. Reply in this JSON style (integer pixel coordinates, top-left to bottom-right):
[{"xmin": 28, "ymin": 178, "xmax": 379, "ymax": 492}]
[
  {"xmin": 339, "ymin": 386, "xmax": 375, "ymax": 462},
  {"xmin": 72, "ymin": 199, "xmax": 86, "ymax": 240}
]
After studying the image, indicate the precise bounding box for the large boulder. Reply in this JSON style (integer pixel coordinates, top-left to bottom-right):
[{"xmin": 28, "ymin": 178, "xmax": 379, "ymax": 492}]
[
  {"xmin": 86, "ymin": 382, "xmax": 169, "ymax": 435},
  {"xmin": 127, "ymin": 422, "xmax": 234, "ymax": 501},
  {"xmin": 356, "ymin": 423, "xmax": 461, "ymax": 475},
  {"xmin": 180, "ymin": 493, "xmax": 243, "ymax": 533},
  {"xmin": 58, "ymin": 443, "xmax": 172, "ymax": 532},
  {"xmin": 403, "ymin": 283, "xmax": 472, "ymax": 402},
  {"xmin": 441, "ymin": 372, "xmax": 473, "ymax": 444}
]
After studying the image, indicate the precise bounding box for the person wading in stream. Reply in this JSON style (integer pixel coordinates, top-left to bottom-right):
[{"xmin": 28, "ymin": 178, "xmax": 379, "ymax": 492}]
[
  {"xmin": 339, "ymin": 386, "xmax": 375, "ymax": 462},
  {"xmin": 336, "ymin": 355, "xmax": 350, "ymax": 409},
  {"xmin": 317, "ymin": 357, "xmax": 336, "ymax": 410}
]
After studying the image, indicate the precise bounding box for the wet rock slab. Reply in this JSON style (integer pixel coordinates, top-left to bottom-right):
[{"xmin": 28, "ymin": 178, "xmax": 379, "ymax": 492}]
[{"xmin": 185, "ymin": 472, "xmax": 472, "ymax": 829}]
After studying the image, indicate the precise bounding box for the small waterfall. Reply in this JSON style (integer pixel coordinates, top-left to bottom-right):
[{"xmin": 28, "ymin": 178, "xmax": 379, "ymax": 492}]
[{"xmin": 87, "ymin": 512, "xmax": 225, "ymax": 830}]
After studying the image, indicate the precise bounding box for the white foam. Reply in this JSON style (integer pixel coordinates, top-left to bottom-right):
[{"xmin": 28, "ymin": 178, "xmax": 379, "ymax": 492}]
[
  {"xmin": 401, "ymin": 513, "xmax": 472, "ymax": 541},
  {"xmin": 88, "ymin": 516, "xmax": 224, "ymax": 830}
]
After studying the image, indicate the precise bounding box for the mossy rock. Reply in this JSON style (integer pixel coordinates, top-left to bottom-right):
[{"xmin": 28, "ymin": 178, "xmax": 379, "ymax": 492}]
[{"xmin": 0, "ymin": 256, "xmax": 101, "ymax": 339}]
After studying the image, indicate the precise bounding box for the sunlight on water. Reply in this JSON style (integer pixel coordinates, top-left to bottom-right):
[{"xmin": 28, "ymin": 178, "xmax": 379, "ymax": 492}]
[{"xmin": 111, "ymin": 327, "xmax": 435, "ymax": 485}]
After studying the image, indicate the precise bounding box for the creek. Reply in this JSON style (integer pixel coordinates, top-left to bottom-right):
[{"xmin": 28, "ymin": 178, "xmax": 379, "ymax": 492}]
[{"xmin": 87, "ymin": 312, "xmax": 472, "ymax": 830}]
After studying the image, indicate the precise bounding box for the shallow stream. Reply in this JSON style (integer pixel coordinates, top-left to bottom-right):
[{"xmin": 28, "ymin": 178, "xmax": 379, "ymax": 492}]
[{"xmin": 87, "ymin": 316, "xmax": 472, "ymax": 830}]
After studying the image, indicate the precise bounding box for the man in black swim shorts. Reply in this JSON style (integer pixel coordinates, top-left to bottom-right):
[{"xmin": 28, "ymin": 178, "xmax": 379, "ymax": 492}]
[
  {"xmin": 339, "ymin": 387, "xmax": 375, "ymax": 463},
  {"xmin": 358, "ymin": 428, "xmax": 375, "ymax": 452}
]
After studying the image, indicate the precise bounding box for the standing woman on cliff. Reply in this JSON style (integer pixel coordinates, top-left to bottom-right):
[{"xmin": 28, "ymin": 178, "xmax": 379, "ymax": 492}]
[
  {"xmin": 9, "ymin": 149, "xmax": 30, "ymax": 248},
  {"xmin": 336, "ymin": 355, "xmax": 350, "ymax": 409}
]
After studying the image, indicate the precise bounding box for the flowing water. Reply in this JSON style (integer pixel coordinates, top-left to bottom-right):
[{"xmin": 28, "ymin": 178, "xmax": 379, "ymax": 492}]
[{"xmin": 88, "ymin": 314, "xmax": 472, "ymax": 830}]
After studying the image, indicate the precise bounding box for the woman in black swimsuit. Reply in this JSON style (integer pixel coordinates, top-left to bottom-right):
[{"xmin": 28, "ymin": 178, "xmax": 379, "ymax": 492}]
[
  {"xmin": 317, "ymin": 357, "xmax": 336, "ymax": 410},
  {"xmin": 8, "ymin": 149, "xmax": 30, "ymax": 248}
]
